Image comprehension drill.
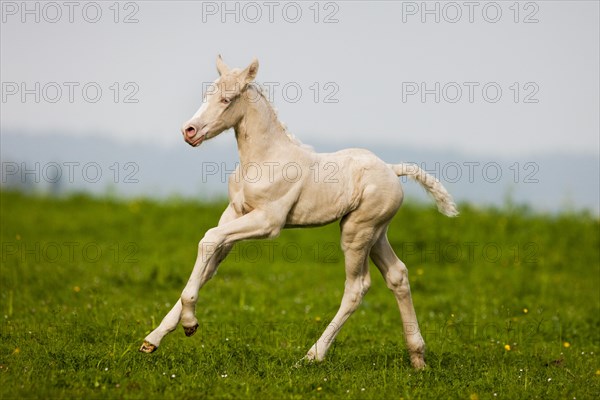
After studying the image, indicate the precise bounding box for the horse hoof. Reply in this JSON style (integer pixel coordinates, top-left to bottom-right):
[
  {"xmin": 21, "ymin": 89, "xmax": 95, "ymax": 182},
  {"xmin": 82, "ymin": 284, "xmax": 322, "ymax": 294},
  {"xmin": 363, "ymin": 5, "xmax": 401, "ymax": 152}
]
[
  {"xmin": 183, "ymin": 323, "xmax": 199, "ymax": 337},
  {"xmin": 139, "ymin": 341, "xmax": 157, "ymax": 353},
  {"xmin": 410, "ymin": 356, "xmax": 426, "ymax": 370},
  {"xmin": 293, "ymin": 356, "xmax": 316, "ymax": 369}
]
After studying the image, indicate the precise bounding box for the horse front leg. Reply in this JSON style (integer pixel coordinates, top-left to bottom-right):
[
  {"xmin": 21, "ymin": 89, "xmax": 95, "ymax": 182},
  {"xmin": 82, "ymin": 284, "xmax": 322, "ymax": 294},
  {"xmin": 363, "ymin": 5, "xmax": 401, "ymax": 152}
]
[
  {"xmin": 179, "ymin": 209, "xmax": 283, "ymax": 336},
  {"xmin": 178, "ymin": 240, "xmax": 228, "ymax": 336},
  {"xmin": 140, "ymin": 204, "xmax": 239, "ymax": 353}
]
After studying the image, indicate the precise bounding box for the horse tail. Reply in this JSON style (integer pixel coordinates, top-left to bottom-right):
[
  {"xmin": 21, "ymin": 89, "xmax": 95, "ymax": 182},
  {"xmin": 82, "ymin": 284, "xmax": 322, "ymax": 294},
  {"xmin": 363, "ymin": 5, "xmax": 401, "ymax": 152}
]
[{"xmin": 389, "ymin": 163, "xmax": 459, "ymax": 217}]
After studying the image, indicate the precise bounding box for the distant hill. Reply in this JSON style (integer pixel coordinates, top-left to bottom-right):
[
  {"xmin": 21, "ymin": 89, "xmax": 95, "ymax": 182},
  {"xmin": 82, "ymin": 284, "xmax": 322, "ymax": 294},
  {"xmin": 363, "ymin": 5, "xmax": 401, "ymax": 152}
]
[{"xmin": 1, "ymin": 132, "xmax": 598, "ymax": 214}]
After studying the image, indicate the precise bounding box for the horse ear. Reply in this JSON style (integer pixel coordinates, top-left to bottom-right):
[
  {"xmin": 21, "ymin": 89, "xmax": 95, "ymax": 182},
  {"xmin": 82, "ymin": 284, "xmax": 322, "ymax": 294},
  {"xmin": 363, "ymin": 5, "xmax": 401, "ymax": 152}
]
[
  {"xmin": 216, "ymin": 54, "xmax": 230, "ymax": 76},
  {"xmin": 240, "ymin": 58, "xmax": 259, "ymax": 84}
]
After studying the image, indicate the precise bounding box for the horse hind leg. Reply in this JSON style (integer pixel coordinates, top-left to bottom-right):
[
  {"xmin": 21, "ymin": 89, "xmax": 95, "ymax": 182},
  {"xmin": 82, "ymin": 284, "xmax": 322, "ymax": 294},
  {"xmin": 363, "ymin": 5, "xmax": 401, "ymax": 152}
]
[
  {"xmin": 370, "ymin": 232, "xmax": 426, "ymax": 369},
  {"xmin": 305, "ymin": 218, "xmax": 379, "ymax": 362}
]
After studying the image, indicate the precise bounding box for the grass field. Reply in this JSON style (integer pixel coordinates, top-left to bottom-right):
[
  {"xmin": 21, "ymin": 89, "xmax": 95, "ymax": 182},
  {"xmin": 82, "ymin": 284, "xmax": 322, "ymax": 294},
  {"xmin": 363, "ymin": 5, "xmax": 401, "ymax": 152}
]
[{"xmin": 1, "ymin": 190, "xmax": 598, "ymax": 399}]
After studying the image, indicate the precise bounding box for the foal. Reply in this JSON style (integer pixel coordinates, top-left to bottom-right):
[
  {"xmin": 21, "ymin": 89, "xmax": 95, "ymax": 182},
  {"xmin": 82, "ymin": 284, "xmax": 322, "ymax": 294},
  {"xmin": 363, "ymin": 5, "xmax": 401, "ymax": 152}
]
[{"xmin": 140, "ymin": 56, "xmax": 458, "ymax": 369}]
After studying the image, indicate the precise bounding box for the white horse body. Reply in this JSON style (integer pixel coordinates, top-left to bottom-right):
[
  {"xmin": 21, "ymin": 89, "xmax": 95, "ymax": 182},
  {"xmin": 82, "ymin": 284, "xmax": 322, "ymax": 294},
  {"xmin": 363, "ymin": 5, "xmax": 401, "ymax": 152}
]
[
  {"xmin": 230, "ymin": 147, "xmax": 392, "ymax": 227},
  {"xmin": 140, "ymin": 57, "xmax": 458, "ymax": 369}
]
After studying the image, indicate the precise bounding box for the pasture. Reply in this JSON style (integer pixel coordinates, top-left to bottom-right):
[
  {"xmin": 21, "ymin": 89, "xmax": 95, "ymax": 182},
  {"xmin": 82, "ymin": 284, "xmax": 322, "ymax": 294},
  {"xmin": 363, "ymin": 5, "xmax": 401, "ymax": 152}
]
[{"xmin": 1, "ymin": 190, "xmax": 598, "ymax": 399}]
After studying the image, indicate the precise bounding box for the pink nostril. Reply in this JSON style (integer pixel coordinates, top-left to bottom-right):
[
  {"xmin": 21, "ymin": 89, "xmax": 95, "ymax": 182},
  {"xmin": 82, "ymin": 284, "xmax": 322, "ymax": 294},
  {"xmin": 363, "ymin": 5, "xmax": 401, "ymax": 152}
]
[{"xmin": 185, "ymin": 126, "xmax": 196, "ymax": 138}]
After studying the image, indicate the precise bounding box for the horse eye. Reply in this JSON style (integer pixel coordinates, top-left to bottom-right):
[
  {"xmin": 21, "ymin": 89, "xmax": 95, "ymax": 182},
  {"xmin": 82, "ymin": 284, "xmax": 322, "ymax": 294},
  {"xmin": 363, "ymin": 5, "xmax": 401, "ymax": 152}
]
[{"xmin": 221, "ymin": 97, "xmax": 231, "ymax": 104}]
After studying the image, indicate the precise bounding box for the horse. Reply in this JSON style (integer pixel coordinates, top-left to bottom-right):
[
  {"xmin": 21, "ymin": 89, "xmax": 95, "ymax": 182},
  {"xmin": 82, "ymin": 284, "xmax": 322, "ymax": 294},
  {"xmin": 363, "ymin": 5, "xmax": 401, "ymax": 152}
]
[{"xmin": 139, "ymin": 56, "xmax": 458, "ymax": 369}]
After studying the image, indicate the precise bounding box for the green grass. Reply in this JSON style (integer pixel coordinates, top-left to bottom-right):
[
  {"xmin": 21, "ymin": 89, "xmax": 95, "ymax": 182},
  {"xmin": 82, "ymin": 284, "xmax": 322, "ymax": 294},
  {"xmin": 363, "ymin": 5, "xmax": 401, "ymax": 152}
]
[{"xmin": 1, "ymin": 190, "xmax": 599, "ymax": 399}]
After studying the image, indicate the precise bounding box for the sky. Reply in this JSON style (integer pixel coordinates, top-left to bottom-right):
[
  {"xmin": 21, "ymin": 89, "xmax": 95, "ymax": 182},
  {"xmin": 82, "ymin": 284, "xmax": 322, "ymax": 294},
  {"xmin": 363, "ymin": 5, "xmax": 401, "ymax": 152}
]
[
  {"xmin": 2, "ymin": 0, "xmax": 598, "ymax": 155},
  {"xmin": 1, "ymin": 1, "xmax": 599, "ymax": 212}
]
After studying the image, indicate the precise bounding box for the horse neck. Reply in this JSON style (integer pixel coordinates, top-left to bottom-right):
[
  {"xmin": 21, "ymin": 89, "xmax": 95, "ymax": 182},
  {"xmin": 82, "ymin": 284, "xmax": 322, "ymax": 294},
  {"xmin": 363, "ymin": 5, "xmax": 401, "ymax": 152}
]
[{"xmin": 234, "ymin": 86, "xmax": 292, "ymax": 163}]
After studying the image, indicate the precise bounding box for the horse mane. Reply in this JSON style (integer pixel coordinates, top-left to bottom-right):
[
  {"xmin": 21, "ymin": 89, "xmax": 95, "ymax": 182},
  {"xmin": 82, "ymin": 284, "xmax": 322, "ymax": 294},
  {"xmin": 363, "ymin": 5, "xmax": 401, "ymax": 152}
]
[{"xmin": 248, "ymin": 83, "xmax": 315, "ymax": 152}]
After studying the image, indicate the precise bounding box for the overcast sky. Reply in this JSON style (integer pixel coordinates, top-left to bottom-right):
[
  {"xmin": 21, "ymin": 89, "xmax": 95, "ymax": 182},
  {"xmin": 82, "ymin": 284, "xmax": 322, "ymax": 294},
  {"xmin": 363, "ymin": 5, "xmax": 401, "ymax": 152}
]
[{"xmin": 1, "ymin": 1, "xmax": 599, "ymax": 157}]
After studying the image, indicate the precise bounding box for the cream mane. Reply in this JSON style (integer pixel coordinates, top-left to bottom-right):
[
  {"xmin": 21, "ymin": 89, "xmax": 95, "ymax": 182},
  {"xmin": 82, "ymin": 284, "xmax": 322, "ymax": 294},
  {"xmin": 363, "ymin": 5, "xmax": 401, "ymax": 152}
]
[{"xmin": 248, "ymin": 83, "xmax": 315, "ymax": 152}]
